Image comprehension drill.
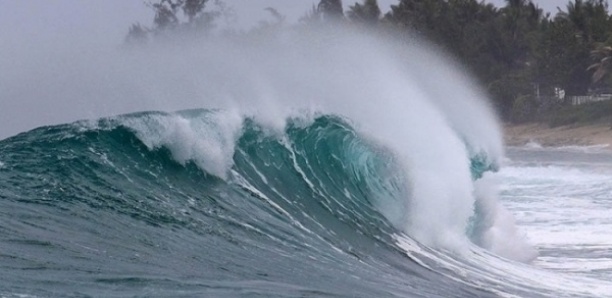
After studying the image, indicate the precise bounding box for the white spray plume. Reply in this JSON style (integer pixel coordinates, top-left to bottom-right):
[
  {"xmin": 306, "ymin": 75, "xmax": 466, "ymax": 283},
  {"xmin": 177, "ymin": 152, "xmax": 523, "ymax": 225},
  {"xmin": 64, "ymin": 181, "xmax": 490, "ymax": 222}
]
[{"xmin": 1, "ymin": 23, "xmax": 530, "ymax": 259}]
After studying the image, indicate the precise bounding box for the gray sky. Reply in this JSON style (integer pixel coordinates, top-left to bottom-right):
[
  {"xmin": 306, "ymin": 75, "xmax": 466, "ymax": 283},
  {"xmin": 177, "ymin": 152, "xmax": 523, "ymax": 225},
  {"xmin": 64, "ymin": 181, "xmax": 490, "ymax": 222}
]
[{"xmin": 0, "ymin": 0, "xmax": 564, "ymax": 139}]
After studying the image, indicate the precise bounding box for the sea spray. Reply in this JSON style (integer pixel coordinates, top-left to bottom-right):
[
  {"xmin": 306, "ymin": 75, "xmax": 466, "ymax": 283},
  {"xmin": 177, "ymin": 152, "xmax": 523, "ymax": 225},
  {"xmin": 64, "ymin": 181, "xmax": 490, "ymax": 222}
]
[
  {"xmin": 472, "ymin": 173, "xmax": 538, "ymax": 262},
  {"xmin": 120, "ymin": 109, "xmax": 243, "ymax": 179},
  {"xmin": 0, "ymin": 23, "xmax": 530, "ymax": 259}
]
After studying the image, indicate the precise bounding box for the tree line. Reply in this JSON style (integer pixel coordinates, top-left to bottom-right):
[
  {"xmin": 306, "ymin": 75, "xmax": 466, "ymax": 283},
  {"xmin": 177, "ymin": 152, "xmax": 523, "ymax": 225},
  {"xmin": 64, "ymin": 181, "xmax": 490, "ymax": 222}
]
[{"xmin": 127, "ymin": 0, "xmax": 612, "ymax": 122}]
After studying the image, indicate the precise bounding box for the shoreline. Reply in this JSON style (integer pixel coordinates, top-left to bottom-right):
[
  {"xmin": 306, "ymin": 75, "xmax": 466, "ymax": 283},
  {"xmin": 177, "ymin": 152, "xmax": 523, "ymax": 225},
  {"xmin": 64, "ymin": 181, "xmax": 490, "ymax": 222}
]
[{"xmin": 503, "ymin": 122, "xmax": 612, "ymax": 149}]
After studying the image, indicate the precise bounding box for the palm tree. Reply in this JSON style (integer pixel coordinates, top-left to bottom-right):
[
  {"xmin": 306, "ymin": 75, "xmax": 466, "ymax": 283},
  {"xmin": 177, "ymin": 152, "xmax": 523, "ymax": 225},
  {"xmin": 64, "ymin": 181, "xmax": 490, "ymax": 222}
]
[
  {"xmin": 182, "ymin": 0, "xmax": 209, "ymax": 23},
  {"xmin": 385, "ymin": 0, "xmax": 447, "ymax": 37},
  {"xmin": 318, "ymin": 0, "xmax": 344, "ymax": 21},
  {"xmin": 125, "ymin": 23, "xmax": 149, "ymax": 45},
  {"xmin": 152, "ymin": 1, "xmax": 179, "ymax": 31},
  {"xmin": 555, "ymin": 0, "xmax": 609, "ymax": 43},
  {"xmin": 588, "ymin": 43, "xmax": 612, "ymax": 83},
  {"xmin": 347, "ymin": 0, "xmax": 381, "ymax": 25}
]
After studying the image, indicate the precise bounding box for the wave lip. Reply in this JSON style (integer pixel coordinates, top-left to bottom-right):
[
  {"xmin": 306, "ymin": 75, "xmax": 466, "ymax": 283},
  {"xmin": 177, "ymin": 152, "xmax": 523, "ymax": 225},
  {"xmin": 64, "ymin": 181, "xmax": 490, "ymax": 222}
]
[{"xmin": 117, "ymin": 109, "xmax": 243, "ymax": 180}]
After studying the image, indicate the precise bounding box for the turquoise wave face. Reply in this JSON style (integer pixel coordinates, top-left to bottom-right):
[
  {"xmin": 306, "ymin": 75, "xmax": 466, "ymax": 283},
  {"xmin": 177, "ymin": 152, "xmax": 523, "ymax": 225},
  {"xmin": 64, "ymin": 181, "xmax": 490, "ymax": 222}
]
[{"xmin": 0, "ymin": 110, "xmax": 499, "ymax": 297}]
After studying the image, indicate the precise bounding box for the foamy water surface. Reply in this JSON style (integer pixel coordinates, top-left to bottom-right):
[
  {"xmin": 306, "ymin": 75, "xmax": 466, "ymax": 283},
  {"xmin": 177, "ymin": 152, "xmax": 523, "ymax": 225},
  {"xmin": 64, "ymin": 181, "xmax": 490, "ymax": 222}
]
[{"xmin": 502, "ymin": 147, "xmax": 612, "ymax": 282}]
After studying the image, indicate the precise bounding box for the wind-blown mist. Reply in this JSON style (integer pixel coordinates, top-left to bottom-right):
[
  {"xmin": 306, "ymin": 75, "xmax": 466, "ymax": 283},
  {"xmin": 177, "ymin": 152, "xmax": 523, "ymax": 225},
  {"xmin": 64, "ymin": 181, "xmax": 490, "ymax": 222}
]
[{"xmin": 1, "ymin": 24, "xmax": 535, "ymax": 261}]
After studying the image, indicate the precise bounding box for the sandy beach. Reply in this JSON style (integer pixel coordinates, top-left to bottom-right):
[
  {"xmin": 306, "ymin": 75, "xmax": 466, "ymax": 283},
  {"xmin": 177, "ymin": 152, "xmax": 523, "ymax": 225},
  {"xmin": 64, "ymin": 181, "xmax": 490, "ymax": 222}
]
[{"xmin": 504, "ymin": 123, "xmax": 612, "ymax": 148}]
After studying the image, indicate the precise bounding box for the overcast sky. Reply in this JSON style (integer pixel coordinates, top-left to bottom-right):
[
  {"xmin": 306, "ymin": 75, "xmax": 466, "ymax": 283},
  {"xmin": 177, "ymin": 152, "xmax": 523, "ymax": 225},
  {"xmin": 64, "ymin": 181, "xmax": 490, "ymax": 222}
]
[{"xmin": 0, "ymin": 0, "xmax": 565, "ymax": 139}]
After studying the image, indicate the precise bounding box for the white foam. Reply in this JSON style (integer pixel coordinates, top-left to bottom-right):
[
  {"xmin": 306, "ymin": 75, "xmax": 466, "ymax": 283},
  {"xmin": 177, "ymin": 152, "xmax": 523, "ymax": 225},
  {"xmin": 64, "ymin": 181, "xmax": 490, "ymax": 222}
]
[
  {"xmin": 515, "ymin": 142, "xmax": 610, "ymax": 153},
  {"xmin": 121, "ymin": 109, "xmax": 243, "ymax": 179},
  {"xmin": 500, "ymin": 156, "xmax": 612, "ymax": 286},
  {"xmin": 524, "ymin": 140, "xmax": 543, "ymax": 149},
  {"xmin": 473, "ymin": 173, "xmax": 537, "ymax": 262},
  {"xmin": 396, "ymin": 234, "xmax": 612, "ymax": 298}
]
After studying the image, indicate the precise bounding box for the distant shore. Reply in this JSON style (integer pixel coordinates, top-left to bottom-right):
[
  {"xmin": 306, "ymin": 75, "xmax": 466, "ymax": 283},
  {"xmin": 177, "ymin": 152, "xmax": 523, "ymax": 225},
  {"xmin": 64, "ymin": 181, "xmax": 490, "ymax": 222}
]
[{"xmin": 504, "ymin": 122, "xmax": 612, "ymax": 149}]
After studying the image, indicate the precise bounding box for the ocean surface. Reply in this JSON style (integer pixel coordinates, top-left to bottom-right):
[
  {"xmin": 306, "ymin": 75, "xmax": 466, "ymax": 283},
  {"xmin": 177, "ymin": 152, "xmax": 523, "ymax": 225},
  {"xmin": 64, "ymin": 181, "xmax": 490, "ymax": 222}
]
[
  {"xmin": 503, "ymin": 146, "xmax": 612, "ymax": 291},
  {"xmin": 0, "ymin": 110, "xmax": 611, "ymax": 298}
]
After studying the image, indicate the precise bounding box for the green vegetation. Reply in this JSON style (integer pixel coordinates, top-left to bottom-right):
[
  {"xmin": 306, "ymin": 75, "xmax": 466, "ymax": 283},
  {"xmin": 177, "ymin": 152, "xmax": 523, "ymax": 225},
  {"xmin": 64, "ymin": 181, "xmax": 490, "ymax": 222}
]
[
  {"xmin": 125, "ymin": 0, "xmax": 225, "ymax": 43},
  {"xmin": 128, "ymin": 0, "xmax": 612, "ymax": 124}
]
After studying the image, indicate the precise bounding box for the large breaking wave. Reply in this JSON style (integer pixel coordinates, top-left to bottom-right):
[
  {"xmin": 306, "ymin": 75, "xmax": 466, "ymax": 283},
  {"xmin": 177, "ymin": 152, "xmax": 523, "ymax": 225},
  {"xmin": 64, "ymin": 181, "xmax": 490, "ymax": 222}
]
[
  {"xmin": 3, "ymin": 26, "xmax": 589, "ymax": 297},
  {"xmin": 0, "ymin": 108, "xmax": 537, "ymax": 297}
]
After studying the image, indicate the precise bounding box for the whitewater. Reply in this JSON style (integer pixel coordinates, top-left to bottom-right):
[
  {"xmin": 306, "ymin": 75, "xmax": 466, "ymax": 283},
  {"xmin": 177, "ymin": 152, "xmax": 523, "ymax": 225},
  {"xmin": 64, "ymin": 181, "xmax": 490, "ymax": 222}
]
[{"xmin": 1, "ymin": 25, "xmax": 611, "ymax": 297}]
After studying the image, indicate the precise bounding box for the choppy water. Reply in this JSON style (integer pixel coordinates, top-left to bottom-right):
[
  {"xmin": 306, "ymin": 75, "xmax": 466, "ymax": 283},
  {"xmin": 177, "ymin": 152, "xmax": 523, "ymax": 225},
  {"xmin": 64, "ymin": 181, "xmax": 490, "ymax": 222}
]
[{"xmin": 503, "ymin": 147, "xmax": 612, "ymax": 284}]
